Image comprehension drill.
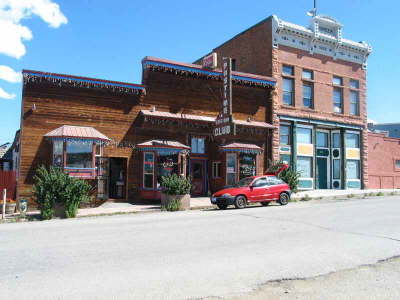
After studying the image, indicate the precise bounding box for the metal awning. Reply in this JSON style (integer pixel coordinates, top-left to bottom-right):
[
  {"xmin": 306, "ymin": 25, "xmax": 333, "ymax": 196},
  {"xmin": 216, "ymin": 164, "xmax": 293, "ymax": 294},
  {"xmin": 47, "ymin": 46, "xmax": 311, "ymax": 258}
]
[
  {"xmin": 136, "ymin": 140, "xmax": 190, "ymax": 154},
  {"xmin": 44, "ymin": 125, "xmax": 111, "ymax": 143},
  {"xmin": 219, "ymin": 143, "xmax": 263, "ymax": 154}
]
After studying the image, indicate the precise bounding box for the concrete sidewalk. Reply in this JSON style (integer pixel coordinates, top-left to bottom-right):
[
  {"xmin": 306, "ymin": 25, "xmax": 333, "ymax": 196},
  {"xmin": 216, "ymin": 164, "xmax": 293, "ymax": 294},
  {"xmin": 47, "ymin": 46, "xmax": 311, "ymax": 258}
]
[{"xmin": 4, "ymin": 188, "xmax": 400, "ymax": 220}]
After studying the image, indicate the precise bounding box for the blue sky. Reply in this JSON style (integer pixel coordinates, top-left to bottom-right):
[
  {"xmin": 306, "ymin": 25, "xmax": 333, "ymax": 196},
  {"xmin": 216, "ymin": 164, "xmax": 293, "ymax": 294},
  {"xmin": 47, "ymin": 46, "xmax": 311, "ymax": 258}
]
[{"xmin": 0, "ymin": 0, "xmax": 399, "ymax": 144}]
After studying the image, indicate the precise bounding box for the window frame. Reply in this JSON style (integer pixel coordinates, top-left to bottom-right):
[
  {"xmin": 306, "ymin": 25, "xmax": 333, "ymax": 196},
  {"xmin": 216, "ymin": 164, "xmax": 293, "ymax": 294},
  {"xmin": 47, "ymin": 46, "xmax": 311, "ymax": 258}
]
[
  {"xmin": 350, "ymin": 90, "xmax": 360, "ymax": 116},
  {"xmin": 302, "ymin": 69, "xmax": 313, "ymax": 80},
  {"xmin": 280, "ymin": 124, "xmax": 291, "ymax": 145},
  {"xmin": 346, "ymin": 132, "xmax": 360, "ymax": 149},
  {"xmin": 282, "ymin": 65, "xmax": 294, "ymax": 76},
  {"xmin": 333, "ymin": 87, "xmax": 343, "ymax": 114},
  {"xmin": 143, "ymin": 152, "xmax": 155, "ymax": 190},
  {"xmin": 350, "ymin": 79, "xmax": 360, "ymax": 89},
  {"xmin": 333, "ymin": 75, "xmax": 343, "ymax": 86},
  {"xmin": 212, "ymin": 161, "xmax": 222, "ymax": 178},
  {"xmin": 302, "ymin": 81, "xmax": 314, "ymax": 109},
  {"xmin": 226, "ymin": 153, "xmax": 237, "ymax": 186},
  {"xmin": 282, "ymin": 77, "xmax": 294, "ymax": 106},
  {"xmin": 191, "ymin": 137, "xmax": 205, "ymax": 154}
]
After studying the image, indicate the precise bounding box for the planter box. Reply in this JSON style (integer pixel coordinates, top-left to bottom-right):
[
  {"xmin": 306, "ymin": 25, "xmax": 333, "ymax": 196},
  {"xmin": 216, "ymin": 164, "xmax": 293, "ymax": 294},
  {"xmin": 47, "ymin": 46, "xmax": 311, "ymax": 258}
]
[
  {"xmin": 161, "ymin": 193, "xmax": 190, "ymax": 211},
  {"xmin": 54, "ymin": 203, "xmax": 67, "ymax": 218},
  {"xmin": 0, "ymin": 202, "xmax": 16, "ymax": 214}
]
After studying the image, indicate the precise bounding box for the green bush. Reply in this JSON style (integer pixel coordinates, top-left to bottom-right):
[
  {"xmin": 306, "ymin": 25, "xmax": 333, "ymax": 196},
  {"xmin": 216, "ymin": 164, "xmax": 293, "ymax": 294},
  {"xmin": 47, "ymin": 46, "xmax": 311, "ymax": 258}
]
[
  {"xmin": 160, "ymin": 173, "xmax": 191, "ymax": 195},
  {"xmin": 267, "ymin": 160, "xmax": 301, "ymax": 193},
  {"xmin": 162, "ymin": 197, "xmax": 182, "ymax": 212},
  {"xmin": 33, "ymin": 165, "xmax": 92, "ymax": 219}
]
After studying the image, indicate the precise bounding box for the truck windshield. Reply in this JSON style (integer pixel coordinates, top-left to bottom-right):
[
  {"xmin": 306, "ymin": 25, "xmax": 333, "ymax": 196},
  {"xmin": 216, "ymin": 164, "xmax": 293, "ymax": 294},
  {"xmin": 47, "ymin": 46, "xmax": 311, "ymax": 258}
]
[{"xmin": 235, "ymin": 177, "xmax": 254, "ymax": 187}]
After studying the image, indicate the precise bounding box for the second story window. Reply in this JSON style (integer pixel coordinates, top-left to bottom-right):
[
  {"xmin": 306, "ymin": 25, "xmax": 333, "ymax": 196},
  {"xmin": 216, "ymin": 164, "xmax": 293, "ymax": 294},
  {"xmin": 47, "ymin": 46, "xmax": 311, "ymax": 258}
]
[
  {"xmin": 303, "ymin": 82, "xmax": 313, "ymax": 108},
  {"xmin": 350, "ymin": 90, "xmax": 359, "ymax": 116},
  {"xmin": 333, "ymin": 76, "xmax": 343, "ymax": 86},
  {"xmin": 333, "ymin": 87, "xmax": 343, "ymax": 113},
  {"xmin": 231, "ymin": 59, "xmax": 237, "ymax": 71},
  {"xmin": 350, "ymin": 79, "xmax": 360, "ymax": 89},
  {"xmin": 282, "ymin": 78, "xmax": 294, "ymax": 106},
  {"xmin": 191, "ymin": 137, "xmax": 205, "ymax": 154},
  {"xmin": 302, "ymin": 69, "xmax": 313, "ymax": 80},
  {"xmin": 282, "ymin": 65, "xmax": 294, "ymax": 76}
]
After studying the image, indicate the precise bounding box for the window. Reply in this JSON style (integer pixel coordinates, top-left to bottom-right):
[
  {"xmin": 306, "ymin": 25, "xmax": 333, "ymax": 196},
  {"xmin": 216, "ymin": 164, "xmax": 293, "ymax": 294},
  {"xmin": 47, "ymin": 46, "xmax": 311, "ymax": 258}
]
[
  {"xmin": 350, "ymin": 79, "xmax": 359, "ymax": 89},
  {"xmin": 350, "ymin": 90, "xmax": 359, "ymax": 116},
  {"xmin": 333, "ymin": 87, "xmax": 343, "ymax": 113},
  {"xmin": 282, "ymin": 65, "xmax": 294, "ymax": 76},
  {"xmin": 297, "ymin": 156, "xmax": 313, "ymax": 178},
  {"xmin": 316, "ymin": 132, "xmax": 329, "ymax": 148},
  {"xmin": 231, "ymin": 59, "xmax": 237, "ymax": 71},
  {"xmin": 347, "ymin": 160, "xmax": 360, "ymax": 179},
  {"xmin": 333, "ymin": 76, "xmax": 343, "ymax": 86},
  {"xmin": 143, "ymin": 152, "xmax": 154, "ymax": 189},
  {"xmin": 53, "ymin": 140, "xmax": 63, "ymax": 167},
  {"xmin": 346, "ymin": 133, "xmax": 360, "ymax": 148},
  {"xmin": 226, "ymin": 153, "xmax": 237, "ymax": 185},
  {"xmin": 297, "ymin": 127, "xmax": 312, "ymax": 144},
  {"xmin": 396, "ymin": 160, "xmax": 400, "ymax": 169},
  {"xmin": 267, "ymin": 176, "xmax": 284, "ymax": 185},
  {"xmin": 156, "ymin": 153, "xmax": 179, "ymax": 188},
  {"xmin": 303, "ymin": 82, "xmax": 313, "ymax": 108},
  {"xmin": 280, "ymin": 125, "xmax": 291, "ymax": 145},
  {"xmin": 333, "ymin": 160, "xmax": 341, "ymax": 179},
  {"xmin": 191, "ymin": 137, "xmax": 205, "ymax": 154},
  {"xmin": 283, "ymin": 78, "xmax": 294, "ymax": 105},
  {"xmin": 66, "ymin": 141, "xmax": 93, "ymax": 168},
  {"xmin": 280, "ymin": 154, "xmax": 291, "ymax": 165},
  {"xmin": 252, "ymin": 177, "xmax": 268, "ymax": 187},
  {"xmin": 302, "ymin": 69, "xmax": 313, "ymax": 80},
  {"xmin": 332, "ymin": 132, "xmax": 341, "ymax": 148},
  {"xmin": 239, "ymin": 153, "xmax": 256, "ymax": 180},
  {"xmin": 212, "ymin": 161, "xmax": 222, "ymax": 178}
]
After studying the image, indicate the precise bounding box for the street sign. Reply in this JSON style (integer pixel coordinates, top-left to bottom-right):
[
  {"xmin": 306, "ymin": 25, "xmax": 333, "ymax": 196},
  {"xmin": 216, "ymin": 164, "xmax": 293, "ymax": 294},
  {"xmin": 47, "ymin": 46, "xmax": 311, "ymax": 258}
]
[
  {"xmin": 214, "ymin": 57, "xmax": 236, "ymax": 137},
  {"xmin": 202, "ymin": 53, "xmax": 217, "ymax": 69}
]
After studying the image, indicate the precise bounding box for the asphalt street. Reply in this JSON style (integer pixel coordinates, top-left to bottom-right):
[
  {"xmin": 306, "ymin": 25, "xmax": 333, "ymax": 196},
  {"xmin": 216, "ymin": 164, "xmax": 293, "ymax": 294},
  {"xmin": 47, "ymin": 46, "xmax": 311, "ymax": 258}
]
[{"xmin": 1, "ymin": 196, "xmax": 400, "ymax": 300}]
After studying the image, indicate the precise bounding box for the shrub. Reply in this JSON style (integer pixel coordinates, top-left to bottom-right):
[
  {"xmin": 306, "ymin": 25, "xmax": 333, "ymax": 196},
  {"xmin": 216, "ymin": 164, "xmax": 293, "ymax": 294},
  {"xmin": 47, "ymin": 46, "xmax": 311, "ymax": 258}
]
[
  {"xmin": 347, "ymin": 193, "xmax": 355, "ymax": 198},
  {"xmin": 160, "ymin": 173, "xmax": 191, "ymax": 195},
  {"xmin": 33, "ymin": 165, "xmax": 92, "ymax": 219},
  {"xmin": 267, "ymin": 160, "xmax": 301, "ymax": 193},
  {"xmin": 376, "ymin": 192, "xmax": 384, "ymax": 197},
  {"xmin": 162, "ymin": 197, "xmax": 181, "ymax": 212},
  {"xmin": 300, "ymin": 194, "xmax": 311, "ymax": 201}
]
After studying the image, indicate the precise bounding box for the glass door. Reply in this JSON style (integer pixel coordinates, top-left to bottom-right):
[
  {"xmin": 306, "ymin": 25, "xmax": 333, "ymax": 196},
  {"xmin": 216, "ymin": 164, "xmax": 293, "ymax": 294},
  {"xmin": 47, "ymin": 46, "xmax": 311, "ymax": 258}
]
[{"xmin": 316, "ymin": 130, "xmax": 330, "ymax": 189}]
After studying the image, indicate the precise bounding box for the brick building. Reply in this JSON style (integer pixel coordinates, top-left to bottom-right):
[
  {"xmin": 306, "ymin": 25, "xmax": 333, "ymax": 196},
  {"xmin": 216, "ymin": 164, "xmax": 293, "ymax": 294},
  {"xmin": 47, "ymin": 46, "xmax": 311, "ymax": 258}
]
[{"xmin": 195, "ymin": 14, "xmax": 372, "ymax": 190}]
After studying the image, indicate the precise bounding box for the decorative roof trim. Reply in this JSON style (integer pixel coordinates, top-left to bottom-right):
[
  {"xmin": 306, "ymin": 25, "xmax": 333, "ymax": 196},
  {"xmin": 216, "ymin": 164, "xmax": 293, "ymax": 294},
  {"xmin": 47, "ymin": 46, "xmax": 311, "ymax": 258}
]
[
  {"xmin": 22, "ymin": 70, "xmax": 146, "ymax": 95},
  {"xmin": 142, "ymin": 57, "xmax": 276, "ymax": 88}
]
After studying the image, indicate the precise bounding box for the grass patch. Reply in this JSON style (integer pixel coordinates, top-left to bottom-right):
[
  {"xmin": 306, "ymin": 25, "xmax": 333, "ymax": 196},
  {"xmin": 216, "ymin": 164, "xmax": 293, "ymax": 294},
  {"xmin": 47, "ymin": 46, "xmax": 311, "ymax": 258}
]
[
  {"xmin": 347, "ymin": 193, "xmax": 355, "ymax": 199},
  {"xmin": 376, "ymin": 192, "xmax": 384, "ymax": 197},
  {"xmin": 389, "ymin": 191, "xmax": 397, "ymax": 196}
]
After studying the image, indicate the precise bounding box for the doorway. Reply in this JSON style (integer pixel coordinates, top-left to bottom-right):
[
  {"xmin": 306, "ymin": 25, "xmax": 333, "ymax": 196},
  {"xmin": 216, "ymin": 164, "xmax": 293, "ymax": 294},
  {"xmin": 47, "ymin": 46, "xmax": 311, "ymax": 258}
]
[
  {"xmin": 316, "ymin": 130, "xmax": 330, "ymax": 189},
  {"xmin": 316, "ymin": 157, "xmax": 328, "ymax": 189},
  {"xmin": 109, "ymin": 157, "xmax": 127, "ymax": 199},
  {"xmin": 190, "ymin": 159, "xmax": 207, "ymax": 197}
]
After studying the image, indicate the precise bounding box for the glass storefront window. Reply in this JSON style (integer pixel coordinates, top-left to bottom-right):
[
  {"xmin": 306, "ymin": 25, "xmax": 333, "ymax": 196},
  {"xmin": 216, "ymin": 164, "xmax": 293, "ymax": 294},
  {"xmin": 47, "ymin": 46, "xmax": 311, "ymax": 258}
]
[
  {"xmin": 143, "ymin": 152, "xmax": 154, "ymax": 189},
  {"xmin": 239, "ymin": 153, "xmax": 256, "ymax": 180},
  {"xmin": 191, "ymin": 138, "xmax": 205, "ymax": 154},
  {"xmin": 297, "ymin": 127, "xmax": 312, "ymax": 144},
  {"xmin": 297, "ymin": 156, "xmax": 312, "ymax": 178},
  {"xmin": 280, "ymin": 154, "xmax": 291, "ymax": 165},
  {"xmin": 316, "ymin": 132, "xmax": 328, "ymax": 148},
  {"xmin": 156, "ymin": 153, "xmax": 179, "ymax": 188},
  {"xmin": 226, "ymin": 153, "xmax": 237, "ymax": 186},
  {"xmin": 333, "ymin": 159, "xmax": 341, "ymax": 179},
  {"xmin": 280, "ymin": 125, "xmax": 290, "ymax": 145},
  {"xmin": 66, "ymin": 141, "xmax": 93, "ymax": 168},
  {"xmin": 347, "ymin": 160, "xmax": 360, "ymax": 179},
  {"xmin": 346, "ymin": 133, "xmax": 360, "ymax": 148},
  {"xmin": 332, "ymin": 132, "xmax": 341, "ymax": 148},
  {"xmin": 53, "ymin": 140, "xmax": 64, "ymax": 167}
]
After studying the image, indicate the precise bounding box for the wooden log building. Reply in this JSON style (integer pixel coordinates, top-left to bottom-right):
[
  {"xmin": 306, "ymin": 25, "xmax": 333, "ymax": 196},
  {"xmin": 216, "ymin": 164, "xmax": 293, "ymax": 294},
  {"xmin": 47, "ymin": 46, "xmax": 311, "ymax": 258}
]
[{"xmin": 18, "ymin": 57, "xmax": 277, "ymax": 206}]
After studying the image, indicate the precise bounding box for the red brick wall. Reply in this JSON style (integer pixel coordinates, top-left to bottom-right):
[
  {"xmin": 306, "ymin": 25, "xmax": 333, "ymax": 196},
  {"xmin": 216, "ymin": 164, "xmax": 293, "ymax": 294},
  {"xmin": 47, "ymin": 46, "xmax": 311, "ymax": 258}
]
[{"xmin": 368, "ymin": 132, "xmax": 400, "ymax": 189}]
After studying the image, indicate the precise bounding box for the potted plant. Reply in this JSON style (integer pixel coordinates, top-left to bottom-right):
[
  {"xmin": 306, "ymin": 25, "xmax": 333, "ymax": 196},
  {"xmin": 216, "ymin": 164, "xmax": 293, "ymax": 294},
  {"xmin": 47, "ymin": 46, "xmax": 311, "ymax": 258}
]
[
  {"xmin": 0, "ymin": 199, "xmax": 17, "ymax": 214},
  {"xmin": 160, "ymin": 174, "xmax": 191, "ymax": 211}
]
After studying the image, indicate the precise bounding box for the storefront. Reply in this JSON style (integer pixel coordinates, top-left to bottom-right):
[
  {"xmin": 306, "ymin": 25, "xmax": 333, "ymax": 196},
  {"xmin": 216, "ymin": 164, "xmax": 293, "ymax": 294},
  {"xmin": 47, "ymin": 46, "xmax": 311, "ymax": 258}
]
[{"xmin": 278, "ymin": 116, "xmax": 363, "ymax": 190}]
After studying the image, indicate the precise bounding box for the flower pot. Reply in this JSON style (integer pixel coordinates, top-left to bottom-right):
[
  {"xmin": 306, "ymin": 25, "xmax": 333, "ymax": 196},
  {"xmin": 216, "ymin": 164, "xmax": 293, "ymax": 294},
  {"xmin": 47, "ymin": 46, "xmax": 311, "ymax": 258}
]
[
  {"xmin": 54, "ymin": 202, "xmax": 67, "ymax": 218},
  {"xmin": 161, "ymin": 193, "xmax": 190, "ymax": 211}
]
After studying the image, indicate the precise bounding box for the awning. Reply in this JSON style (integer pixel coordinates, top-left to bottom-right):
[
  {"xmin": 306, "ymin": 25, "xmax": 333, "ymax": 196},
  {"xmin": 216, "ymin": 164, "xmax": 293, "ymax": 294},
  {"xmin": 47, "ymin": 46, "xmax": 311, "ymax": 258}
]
[
  {"xmin": 219, "ymin": 143, "xmax": 263, "ymax": 154},
  {"xmin": 136, "ymin": 140, "xmax": 190, "ymax": 154},
  {"xmin": 44, "ymin": 125, "xmax": 111, "ymax": 144}
]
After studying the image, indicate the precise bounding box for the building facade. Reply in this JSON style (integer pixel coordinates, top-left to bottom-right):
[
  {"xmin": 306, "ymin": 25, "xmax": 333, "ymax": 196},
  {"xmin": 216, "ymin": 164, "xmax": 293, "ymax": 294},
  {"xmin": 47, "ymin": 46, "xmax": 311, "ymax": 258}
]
[
  {"xmin": 18, "ymin": 57, "xmax": 276, "ymax": 206},
  {"xmin": 195, "ymin": 14, "xmax": 372, "ymax": 190}
]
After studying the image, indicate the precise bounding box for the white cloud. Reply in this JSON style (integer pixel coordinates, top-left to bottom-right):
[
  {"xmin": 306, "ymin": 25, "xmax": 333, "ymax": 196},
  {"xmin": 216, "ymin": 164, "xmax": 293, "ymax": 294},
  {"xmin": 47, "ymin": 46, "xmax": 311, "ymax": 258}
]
[
  {"xmin": 0, "ymin": 0, "xmax": 68, "ymax": 59},
  {"xmin": 0, "ymin": 65, "xmax": 21, "ymax": 83},
  {"xmin": 0, "ymin": 87, "xmax": 15, "ymax": 99}
]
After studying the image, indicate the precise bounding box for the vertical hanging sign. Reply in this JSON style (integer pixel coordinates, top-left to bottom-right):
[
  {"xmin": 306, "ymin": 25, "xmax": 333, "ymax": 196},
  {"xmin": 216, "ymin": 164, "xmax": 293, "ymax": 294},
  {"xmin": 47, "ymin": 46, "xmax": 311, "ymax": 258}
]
[{"xmin": 214, "ymin": 57, "xmax": 236, "ymax": 137}]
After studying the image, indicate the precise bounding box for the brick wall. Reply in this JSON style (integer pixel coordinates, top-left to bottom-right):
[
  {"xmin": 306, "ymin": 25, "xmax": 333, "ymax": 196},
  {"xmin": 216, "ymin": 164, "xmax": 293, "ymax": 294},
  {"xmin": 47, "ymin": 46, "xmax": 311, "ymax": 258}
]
[{"xmin": 368, "ymin": 132, "xmax": 400, "ymax": 189}]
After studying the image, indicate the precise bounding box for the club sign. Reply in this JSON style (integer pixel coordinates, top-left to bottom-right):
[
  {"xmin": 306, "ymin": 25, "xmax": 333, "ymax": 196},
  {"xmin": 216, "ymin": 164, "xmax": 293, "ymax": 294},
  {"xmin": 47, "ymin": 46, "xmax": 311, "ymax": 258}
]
[{"xmin": 214, "ymin": 57, "xmax": 236, "ymax": 137}]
